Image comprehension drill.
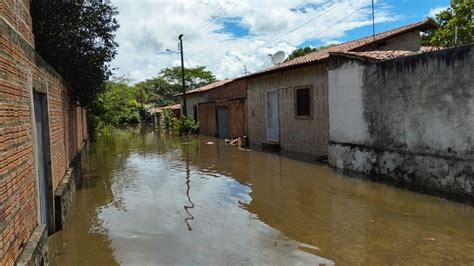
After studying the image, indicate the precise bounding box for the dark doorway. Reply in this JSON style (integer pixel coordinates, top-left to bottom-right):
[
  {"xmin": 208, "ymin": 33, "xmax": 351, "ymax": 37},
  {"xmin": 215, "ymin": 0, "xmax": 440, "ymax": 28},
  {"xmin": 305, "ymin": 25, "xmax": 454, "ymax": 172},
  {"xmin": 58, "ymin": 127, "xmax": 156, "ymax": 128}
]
[
  {"xmin": 33, "ymin": 92, "xmax": 54, "ymax": 233},
  {"xmin": 193, "ymin": 105, "xmax": 198, "ymax": 121},
  {"xmin": 217, "ymin": 108, "xmax": 230, "ymax": 139}
]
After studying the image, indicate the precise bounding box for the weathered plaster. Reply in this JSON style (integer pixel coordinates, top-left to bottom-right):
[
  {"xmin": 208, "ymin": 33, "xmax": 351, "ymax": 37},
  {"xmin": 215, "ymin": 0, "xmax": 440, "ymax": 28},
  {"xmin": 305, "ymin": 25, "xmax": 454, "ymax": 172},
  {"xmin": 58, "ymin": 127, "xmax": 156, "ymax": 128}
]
[{"xmin": 328, "ymin": 45, "xmax": 474, "ymax": 200}]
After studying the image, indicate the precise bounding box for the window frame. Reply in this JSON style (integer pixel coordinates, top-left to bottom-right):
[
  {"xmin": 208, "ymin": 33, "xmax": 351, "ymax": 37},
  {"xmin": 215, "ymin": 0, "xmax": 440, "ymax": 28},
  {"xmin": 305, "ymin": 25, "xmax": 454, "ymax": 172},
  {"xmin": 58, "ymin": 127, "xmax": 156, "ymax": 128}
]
[{"xmin": 294, "ymin": 85, "xmax": 313, "ymax": 120}]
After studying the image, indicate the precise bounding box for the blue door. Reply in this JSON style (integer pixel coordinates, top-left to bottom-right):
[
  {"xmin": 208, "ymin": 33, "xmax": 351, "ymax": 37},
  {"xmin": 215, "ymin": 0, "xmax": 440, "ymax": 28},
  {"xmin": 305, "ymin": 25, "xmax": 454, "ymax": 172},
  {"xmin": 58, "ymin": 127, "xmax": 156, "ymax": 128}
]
[{"xmin": 217, "ymin": 108, "xmax": 230, "ymax": 139}]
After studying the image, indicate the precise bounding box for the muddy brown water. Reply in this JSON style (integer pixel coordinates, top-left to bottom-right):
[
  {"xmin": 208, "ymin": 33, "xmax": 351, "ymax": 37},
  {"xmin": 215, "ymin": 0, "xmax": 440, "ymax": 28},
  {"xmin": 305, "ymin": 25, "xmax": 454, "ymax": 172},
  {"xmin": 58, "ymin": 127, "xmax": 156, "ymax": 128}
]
[{"xmin": 48, "ymin": 127, "xmax": 474, "ymax": 265}]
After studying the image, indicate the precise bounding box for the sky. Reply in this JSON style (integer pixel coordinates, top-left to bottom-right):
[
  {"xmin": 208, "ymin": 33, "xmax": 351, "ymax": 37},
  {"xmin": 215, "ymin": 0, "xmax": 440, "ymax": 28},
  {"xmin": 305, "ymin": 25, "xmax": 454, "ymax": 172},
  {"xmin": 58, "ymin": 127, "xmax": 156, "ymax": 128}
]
[{"xmin": 110, "ymin": 0, "xmax": 450, "ymax": 83}]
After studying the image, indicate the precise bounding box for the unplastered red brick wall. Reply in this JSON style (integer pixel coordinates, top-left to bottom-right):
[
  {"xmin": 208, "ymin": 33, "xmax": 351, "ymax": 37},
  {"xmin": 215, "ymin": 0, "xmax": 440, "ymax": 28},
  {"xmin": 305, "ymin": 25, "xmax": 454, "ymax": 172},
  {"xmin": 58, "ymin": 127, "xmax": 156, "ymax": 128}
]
[
  {"xmin": 198, "ymin": 102, "xmax": 216, "ymax": 137},
  {"xmin": 207, "ymin": 79, "xmax": 247, "ymax": 102},
  {"xmin": 220, "ymin": 99, "xmax": 246, "ymax": 139},
  {"xmin": 0, "ymin": 3, "xmax": 87, "ymax": 264},
  {"xmin": 0, "ymin": 0, "xmax": 34, "ymax": 47}
]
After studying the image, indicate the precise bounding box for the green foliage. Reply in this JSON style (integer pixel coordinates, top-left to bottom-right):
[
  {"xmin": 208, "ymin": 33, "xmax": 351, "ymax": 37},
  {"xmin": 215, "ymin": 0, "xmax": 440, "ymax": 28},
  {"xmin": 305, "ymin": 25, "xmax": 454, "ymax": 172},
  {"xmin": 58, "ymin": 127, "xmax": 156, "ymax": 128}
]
[
  {"xmin": 286, "ymin": 47, "xmax": 317, "ymax": 61},
  {"xmin": 174, "ymin": 116, "xmax": 199, "ymax": 136},
  {"xmin": 160, "ymin": 108, "xmax": 177, "ymax": 130},
  {"xmin": 136, "ymin": 66, "xmax": 216, "ymax": 107},
  {"xmin": 30, "ymin": 0, "xmax": 119, "ymax": 107},
  {"xmin": 88, "ymin": 78, "xmax": 141, "ymax": 136},
  {"xmin": 285, "ymin": 44, "xmax": 338, "ymax": 61},
  {"xmin": 422, "ymin": 0, "xmax": 474, "ymax": 47}
]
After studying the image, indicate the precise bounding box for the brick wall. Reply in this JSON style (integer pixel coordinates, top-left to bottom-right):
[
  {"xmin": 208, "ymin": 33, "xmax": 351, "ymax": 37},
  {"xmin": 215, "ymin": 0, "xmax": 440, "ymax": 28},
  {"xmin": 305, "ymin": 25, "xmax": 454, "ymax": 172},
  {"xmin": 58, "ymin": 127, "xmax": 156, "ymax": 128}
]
[
  {"xmin": 0, "ymin": 0, "xmax": 34, "ymax": 47},
  {"xmin": 207, "ymin": 79, "xmax": 247, "ymax": 102},
  {"xmin": 0, "ymin": 2, "xmax": 87, "ymax": 264},
  {"xmin": 198, "ymin": 102, "xmax": 216, "ymax": 137},
  {"xmin": 226, "ymin": 99, "xmax": 246, "ymax": 138},
  {"xmin": 247, "ymin": 64, "xmax": 329, "ymax": 157},
  {"xmin": 198, "ymin": 99, "xmax": 247, "ymax": 139}
]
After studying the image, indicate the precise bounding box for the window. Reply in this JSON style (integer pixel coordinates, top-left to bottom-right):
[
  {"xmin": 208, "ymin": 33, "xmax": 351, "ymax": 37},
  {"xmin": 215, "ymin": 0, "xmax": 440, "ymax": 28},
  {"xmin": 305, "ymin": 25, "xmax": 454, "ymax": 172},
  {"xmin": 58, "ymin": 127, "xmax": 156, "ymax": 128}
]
[{"xmin": 295, "ymin": 87, "xmax": 312, "ymax": 117}]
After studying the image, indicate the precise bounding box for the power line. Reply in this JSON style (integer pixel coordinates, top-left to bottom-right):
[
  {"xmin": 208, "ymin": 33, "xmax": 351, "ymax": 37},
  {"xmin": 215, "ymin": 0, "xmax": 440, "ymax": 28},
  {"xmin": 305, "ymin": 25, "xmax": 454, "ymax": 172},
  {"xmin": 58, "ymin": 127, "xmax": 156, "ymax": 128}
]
[
  {"xmin": 186, "ymin": 0, "xmax": 243, "ymax": 44},
  {"xmin": 267, "ymin": 2, "xmax": 342, "ymax": 46},
  {"xmin": 185, "ymin": 1, "xmax": 235, "ymax": 41},
  {"xmin": 253, "ymin": 0, "xmax": 308, "ymax": 33},
  {"xmin": 196, "ymin": 5, "xmax": 364, "ymax": 70}
]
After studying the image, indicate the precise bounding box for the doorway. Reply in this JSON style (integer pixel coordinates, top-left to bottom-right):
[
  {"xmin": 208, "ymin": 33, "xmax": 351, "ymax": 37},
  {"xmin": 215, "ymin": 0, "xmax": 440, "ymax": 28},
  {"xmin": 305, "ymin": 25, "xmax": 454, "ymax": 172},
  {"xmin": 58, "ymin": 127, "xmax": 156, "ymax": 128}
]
[
  {"xmin": 217, "ymin": 108, "xmax": 230, "ymax": 139},
  {"xmin": 33, "ymin": 92, "xmax": 54, "ymax": 233},
  {"xmin": 266, "ymin": 90, "xmax": 279, "ymax": 142}
]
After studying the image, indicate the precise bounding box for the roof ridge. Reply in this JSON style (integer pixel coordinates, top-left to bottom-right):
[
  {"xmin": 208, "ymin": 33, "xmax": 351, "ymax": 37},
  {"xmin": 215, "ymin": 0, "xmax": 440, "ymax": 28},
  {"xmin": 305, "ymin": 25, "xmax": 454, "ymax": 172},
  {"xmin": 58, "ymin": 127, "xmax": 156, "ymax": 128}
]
[{"xmin": 301, "ymin": 18, "xmax": 436, "ymax": 57}]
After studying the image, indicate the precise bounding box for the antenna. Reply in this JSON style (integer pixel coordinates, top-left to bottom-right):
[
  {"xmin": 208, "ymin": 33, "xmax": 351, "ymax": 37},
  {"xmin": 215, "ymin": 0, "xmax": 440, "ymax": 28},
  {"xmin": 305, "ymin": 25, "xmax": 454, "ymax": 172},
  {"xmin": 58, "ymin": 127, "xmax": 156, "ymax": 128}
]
[
  {"xmin": 243, "ymin": 65, "xmax": 249, "ymax": 75},
  {"xmin": 271, "ymin": 51, "xmax": 286, "ymax": 65}
]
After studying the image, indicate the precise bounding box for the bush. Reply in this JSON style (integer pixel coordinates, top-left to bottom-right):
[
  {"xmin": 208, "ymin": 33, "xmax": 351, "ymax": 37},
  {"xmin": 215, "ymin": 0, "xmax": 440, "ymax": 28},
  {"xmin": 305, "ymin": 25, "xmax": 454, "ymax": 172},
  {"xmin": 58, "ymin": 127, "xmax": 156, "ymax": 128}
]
[
  {"xmin": 174, "ymin": 116, "xmax": 199, "ymax": 136},
  {"xmin": 160, "ymin": 108, "xmax": 176, "ymax": 129}
]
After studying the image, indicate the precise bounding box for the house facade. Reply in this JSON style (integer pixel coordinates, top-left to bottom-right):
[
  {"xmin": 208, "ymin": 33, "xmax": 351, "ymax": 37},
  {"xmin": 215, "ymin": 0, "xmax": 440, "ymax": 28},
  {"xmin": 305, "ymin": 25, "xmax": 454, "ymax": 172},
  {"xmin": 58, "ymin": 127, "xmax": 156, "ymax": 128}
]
[
  {"xmin": 245, "ymin": 19, "xmax": 436, "ymax": 160},
  {"xmin": 197, "ymin": 79, "xmax": 247, "ymax": 139},
  {"xmin": 179, "ymin": 79, "xmax": 233, "ymax": 121},
  {"xmin": 0, "ymin": 1, "xmax": 87, "ymax": 264},
  {"xmin": 179, "ymin": 79, "xmax": 247, "ymax": 139}
]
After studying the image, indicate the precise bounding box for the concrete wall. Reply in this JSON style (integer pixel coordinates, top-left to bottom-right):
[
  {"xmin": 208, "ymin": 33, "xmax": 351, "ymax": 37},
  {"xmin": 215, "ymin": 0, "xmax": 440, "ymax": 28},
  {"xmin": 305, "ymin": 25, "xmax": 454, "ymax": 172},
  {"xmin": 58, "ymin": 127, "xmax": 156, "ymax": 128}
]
[
  {"xmin": 328, "ymin": 45, "xmax": 474, "ymax": 199},
  {"xmin": 0, "ymin": 1, "xmax": 87, "ymax": 264},
  {"xmin": 247, "ymin": 64, "xmax": 329, "ymax": 157},
  {"xmin": 181, "ymin": 93, "xmax": 206, "ymax": 120}
]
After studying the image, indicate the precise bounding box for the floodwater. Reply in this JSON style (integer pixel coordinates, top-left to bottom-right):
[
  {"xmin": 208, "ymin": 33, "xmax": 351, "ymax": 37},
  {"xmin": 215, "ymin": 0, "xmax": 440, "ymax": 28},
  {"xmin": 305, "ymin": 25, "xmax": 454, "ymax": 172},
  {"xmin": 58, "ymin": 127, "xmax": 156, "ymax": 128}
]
[{"xmin": 49, "ymin": 127, "xmax": 474, "ymax": 265}]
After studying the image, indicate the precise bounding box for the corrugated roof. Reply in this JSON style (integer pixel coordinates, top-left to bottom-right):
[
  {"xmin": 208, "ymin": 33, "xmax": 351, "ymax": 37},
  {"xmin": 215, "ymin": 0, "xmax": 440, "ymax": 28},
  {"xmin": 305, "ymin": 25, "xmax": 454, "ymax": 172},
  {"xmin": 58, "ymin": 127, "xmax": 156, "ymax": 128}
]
[
  {"xmin": 242, "ymin": 19, "xmax": 437, "ymax": 78},
  {"xmin": 178, "ymin": 79, "xmax": 234, "ymax": 96}
]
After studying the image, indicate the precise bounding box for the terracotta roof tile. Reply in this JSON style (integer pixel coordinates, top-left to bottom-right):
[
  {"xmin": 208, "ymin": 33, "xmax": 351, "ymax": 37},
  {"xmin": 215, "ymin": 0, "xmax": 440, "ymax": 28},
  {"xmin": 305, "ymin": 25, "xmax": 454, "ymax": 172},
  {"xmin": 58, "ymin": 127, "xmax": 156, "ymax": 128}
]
[
  {"xmin": 243, "ymin": 19, "xmax": 437, "ymax": 78},
  {"xmin": 149, "ymin": 103, "xmax": 181, "ymax": 113},
  {"xmin": 181, "ymin": 79, "xmax": 234, "ymax": 95}
]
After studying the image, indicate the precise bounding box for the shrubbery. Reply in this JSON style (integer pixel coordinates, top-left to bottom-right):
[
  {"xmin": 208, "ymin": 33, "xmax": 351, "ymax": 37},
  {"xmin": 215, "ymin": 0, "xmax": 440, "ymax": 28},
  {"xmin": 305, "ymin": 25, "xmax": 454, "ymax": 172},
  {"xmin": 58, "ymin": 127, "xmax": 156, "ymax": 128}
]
[
  {"xmin": 174, "ymin": 116, "xmax": 200, "ymax": 136},
  {"xmin": 159, "ymin": 109, "xmax": 199, "ymax": 135}
]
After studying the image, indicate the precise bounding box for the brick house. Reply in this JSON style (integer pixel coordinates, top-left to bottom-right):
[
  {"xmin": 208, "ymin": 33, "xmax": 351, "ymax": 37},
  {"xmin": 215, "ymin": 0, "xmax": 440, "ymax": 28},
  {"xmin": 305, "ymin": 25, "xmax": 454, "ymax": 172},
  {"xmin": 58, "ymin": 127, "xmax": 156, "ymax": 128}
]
[
  {"xmin": 244, "ymin": 19, "xmax": 436, "ymax": 160},
  {"xmin": 180, "ymin": 79, "xmax": 247, "ymax": 139},
  {"xmin": 1, "ymin": 1, "xmax": 87, "ymax": 264},
  {"xmin": 149, "ymin": 103, "xmax": 181, "ymax": 127}
]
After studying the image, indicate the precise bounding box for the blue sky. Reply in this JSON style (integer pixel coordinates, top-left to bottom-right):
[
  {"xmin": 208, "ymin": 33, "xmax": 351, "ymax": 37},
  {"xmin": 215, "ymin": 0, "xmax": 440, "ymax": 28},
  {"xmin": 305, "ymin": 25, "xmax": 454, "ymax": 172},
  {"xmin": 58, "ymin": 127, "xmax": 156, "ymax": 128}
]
[{"xmin": 111, "ymin": 0, "xmax": 450, "ymax": 82}]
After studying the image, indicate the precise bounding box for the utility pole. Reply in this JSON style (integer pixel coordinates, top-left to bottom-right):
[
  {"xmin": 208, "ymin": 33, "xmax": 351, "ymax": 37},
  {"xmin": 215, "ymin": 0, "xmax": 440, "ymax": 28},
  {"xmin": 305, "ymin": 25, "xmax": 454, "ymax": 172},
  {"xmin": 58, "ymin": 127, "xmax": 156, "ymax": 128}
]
[
  {"xmin": 372, "ymin": 0, "xmax": 375, "ymax": 39},
  {"xmin": 179, "ymin": 34, "xmax": 187, "ymax": 117}
]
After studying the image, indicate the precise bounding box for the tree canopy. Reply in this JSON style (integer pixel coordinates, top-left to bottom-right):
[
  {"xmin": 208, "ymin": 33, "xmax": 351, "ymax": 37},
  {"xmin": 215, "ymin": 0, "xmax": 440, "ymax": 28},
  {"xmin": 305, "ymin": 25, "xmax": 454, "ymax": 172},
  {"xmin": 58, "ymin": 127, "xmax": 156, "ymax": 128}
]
[
  {"xmin": 285, "ymin": 44, "xmax": 338, "ymax": 61},
  {"xmin": 136, "ymin": 66, "xmax": 216, "ymax": 107},
  {"xmin": 30, "ymin": 0, "xmax": 119, "ymax": 107},
  {"xmin": 422, "ymin": 0, "xmax": 474, "ymax": 47}
]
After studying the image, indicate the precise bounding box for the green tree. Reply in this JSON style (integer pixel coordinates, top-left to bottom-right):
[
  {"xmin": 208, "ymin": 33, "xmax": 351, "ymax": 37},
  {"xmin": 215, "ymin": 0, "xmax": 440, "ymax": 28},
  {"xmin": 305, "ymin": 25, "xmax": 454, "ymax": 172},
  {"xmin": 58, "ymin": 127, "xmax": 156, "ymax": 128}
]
[
  {"xmin": 286, "ymin": 47, "xmax": 317, "ymax": 61},
  {"xmin": 137, "ymin": 66, "xmax": 216, "ymax": 107},
  {"xmin": 89, "ymin": 78, "xmax": 141, "ymax": 136},
  {"xmin": 30, "ymin": 0, "xmax": 119, "ymax": 107},
  {"xmin": 422, "ymin": 0, "xmax": 474, "ymax": 47},
  {"xmin": 285, "ymin": 44, "xmax": 338, "ymax": 61}
]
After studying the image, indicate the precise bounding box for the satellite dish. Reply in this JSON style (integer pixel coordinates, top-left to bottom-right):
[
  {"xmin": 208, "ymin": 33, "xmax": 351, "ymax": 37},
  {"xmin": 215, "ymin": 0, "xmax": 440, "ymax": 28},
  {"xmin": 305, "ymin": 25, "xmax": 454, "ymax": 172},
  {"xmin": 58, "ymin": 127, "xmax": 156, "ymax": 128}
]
[{"xmin": 271, "ymin": 51, "xmax": 286, "ymax": 65}]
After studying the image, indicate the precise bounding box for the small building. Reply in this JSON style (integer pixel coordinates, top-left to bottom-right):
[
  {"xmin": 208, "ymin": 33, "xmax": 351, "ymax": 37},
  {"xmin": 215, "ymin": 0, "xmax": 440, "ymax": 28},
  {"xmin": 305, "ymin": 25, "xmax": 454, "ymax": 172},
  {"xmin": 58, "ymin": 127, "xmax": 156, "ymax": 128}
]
[
  {"xmin": 244, "ymin": 19, "xmax": 436, "ymax": 160},
  {"xmin": 327, "ymin": 44, "xmax": 473, "ymax": 199},
  {"xmin": 149, "ymin": 103, "xmax": 181, "ymax": 127},
  {"xmin": 178, "ymin": 79, "xmax": 234, "ymax": 121},
  {"xmin": 179, "ymin": 79, "xmax": 248, "ymax": 139}
]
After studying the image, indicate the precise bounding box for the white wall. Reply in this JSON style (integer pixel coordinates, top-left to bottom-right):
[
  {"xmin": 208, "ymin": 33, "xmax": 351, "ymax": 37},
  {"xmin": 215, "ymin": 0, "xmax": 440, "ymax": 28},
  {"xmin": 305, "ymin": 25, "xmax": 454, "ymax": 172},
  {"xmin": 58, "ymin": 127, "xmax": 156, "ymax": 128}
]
[{"xmin": 328, "ymin": 61, "xmax": 370, "ymax": 145}]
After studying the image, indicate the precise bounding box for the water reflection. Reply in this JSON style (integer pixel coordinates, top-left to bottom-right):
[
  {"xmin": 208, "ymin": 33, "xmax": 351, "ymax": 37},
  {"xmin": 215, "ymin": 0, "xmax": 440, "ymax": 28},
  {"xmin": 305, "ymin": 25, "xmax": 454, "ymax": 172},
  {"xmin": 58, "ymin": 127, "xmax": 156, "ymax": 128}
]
[
  {"xmin": 49, "ymin": 127, "xmax": 474, "ymax": 265},
  {"xmin": 183, "ymin": 150, "xmax": 194, "ymax": 231}
]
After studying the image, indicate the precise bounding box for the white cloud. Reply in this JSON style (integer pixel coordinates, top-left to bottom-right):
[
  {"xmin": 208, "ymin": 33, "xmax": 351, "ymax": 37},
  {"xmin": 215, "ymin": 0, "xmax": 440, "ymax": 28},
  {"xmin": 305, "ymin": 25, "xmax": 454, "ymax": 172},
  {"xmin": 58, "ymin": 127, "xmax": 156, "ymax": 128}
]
[
  {"xmin": 111, "ymin": 0, "xmax": 398, "ymax": 83},
  {"xmin": 428, "ymin": 5, "xmax": 448, "ymax": 18}
]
